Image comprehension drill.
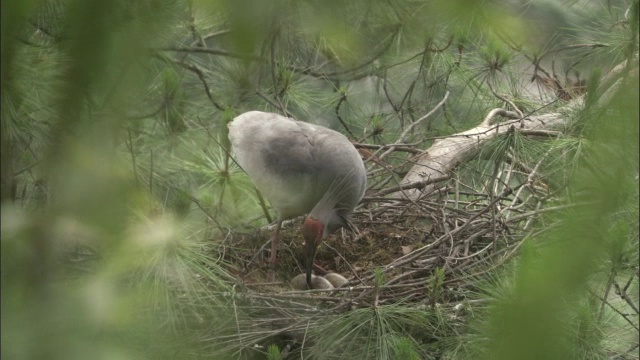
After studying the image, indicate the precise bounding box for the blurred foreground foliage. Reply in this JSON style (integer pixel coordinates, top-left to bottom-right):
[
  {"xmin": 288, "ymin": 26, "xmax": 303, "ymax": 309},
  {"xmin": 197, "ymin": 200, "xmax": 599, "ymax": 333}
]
[{"xmin": 1, "ymin": 0, "xmax": 638, "ymax": 359}]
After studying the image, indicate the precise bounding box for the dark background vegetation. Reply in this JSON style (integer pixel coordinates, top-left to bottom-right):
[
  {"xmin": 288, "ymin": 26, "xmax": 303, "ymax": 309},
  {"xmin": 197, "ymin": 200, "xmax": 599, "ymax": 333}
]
[{"xmin": 2, "ymin": 0, "xmax": 638, "ymax": 359}]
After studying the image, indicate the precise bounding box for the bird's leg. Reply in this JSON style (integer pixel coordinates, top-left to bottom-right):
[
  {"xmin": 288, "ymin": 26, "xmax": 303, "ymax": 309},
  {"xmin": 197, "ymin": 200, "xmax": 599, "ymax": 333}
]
[{"xmin": 267, "ymin": 219, "xmax": 282, "ymax": 282}]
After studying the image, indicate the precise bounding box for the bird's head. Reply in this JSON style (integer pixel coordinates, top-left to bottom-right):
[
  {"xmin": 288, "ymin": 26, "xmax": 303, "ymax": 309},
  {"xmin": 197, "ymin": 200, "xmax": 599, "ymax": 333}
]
[{"xmin": 302, "ymin": 217, "xmax": 324, "ymax": 289}]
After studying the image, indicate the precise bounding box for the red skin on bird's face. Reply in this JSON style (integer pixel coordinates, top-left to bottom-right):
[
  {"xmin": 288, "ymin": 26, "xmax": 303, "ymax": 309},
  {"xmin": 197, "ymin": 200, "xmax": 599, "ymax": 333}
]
[{"xmin": 302, "ymin": 218, "xmax": 323, "ymax": 245}]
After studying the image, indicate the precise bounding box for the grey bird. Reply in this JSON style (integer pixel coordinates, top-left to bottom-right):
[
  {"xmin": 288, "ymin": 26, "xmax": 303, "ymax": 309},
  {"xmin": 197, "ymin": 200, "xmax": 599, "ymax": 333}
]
[{"xmin": 228, "ymin": 111, "xmax": 367, "ymax": 288}]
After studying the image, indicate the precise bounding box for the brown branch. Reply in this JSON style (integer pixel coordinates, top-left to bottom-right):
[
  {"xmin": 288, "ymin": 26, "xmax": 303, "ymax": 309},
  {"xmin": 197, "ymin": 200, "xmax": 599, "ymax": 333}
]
[
  {"xmin": 377, "ymin": 91, "xmax": 450, "ymax": 161},
  {"xmin": 352, "ymin": 142, "xmax": 421, "ymax": 154},
  {"xmin": 255, "ymin": 91, "xmax": 294, "ymax": 118},
  {"xmin": 174, "ymin": 59, "xmax": 225, "ymax": 111},
  {"xmin": 614, "ymin": 280, "xmax": 640, "ymax": 314},
  {"xmin": 368, "ymin": 175, "xmax": 451, "ymax": 198},
  {"xmin": 334, "ymin": 92, "xmax": 355, "ymax": 138},
  {"xmin": 480, "ymin": 108, "xmax": 521, "ymax": 127},
  {"xmin": 160, "ymin": 46, "xmax": 261, "ymax": 60},
  {"xmin": 589, "ymin": 290, "xmax": 639, "ymax": 331}
]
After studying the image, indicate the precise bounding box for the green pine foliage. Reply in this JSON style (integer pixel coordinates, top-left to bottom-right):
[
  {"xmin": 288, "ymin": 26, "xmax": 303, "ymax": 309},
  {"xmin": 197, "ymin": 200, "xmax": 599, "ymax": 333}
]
[{"xmin": 2, "ymin": 0, "xmax": 637, "ymax": 359}]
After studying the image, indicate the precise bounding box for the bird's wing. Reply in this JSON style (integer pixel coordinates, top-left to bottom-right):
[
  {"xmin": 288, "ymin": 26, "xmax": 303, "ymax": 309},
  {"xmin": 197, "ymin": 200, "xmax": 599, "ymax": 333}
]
[
  {"xmin": 229, "ymin": 111, "xmax": 366, "ymax": 222},
  {"xmin": 229, "ymin": 112, "xmax": 319, "ymax": 217},
  {"xmin": 230, "ymin": 112, "xmax": 316, "ymax": 176},
  {"xmin": 309, "ymin": 128, "xmax": 367, "ymax": 210}
]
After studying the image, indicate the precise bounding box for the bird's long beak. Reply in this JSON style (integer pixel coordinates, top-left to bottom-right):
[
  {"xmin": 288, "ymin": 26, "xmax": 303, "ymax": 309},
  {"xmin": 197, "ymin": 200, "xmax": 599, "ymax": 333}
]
[
  {"xmin": 303, "ymin": 218, "xmax": 324, "ymax": 289},
  {"xmin": 305, "ymin": 235, "xmax": 318, "ymax": 289}
]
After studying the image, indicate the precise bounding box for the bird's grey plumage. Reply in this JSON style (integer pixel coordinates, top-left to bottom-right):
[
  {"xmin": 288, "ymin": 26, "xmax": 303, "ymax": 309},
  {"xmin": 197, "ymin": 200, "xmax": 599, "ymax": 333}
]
[
  {"xmin": 229, "ymin": 111, "xmax": 366, "ymax": 287},
  {"xmin": 228, "ymin": 111, "xmax": 366, "ymax": 233}
]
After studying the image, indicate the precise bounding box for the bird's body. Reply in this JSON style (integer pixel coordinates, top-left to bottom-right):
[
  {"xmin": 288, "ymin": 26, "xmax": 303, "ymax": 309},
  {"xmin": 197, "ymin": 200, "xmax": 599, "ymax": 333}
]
[
  {"xmin": 228, "ymin": 111, "xmax": 366, "ymax": 287},
  {"xmin": 229, "ymin": 111, "xmax": 366, "ymax": 226}
]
